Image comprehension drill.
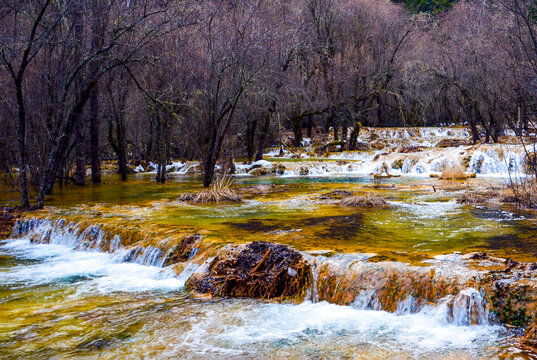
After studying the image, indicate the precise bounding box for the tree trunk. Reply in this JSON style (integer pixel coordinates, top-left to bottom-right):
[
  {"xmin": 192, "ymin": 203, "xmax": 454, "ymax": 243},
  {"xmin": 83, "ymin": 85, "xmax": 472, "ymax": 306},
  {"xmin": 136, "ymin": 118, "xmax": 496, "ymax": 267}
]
[
  {"xmin": 307, "ymin": 114, "xmax": 313, "ymax": 138},
  {"xmin": 15, "ymin": 80, "xmax": 30, "ymax": 208},
  {"xmin": 117, "ymin": 113, "xmax": 127, "ymax": 181},
  {"xmin": 37, "ymin": 82, "xmax": 97, "ymax": 208},
  {"xmin": 245, "ymin": 119, "xmax": 257, "ymax": 163},
  {"xmin": 90, "ymin": 88, "xmax": 101, "ymax": 183},
  {"xmin": 347, "ymin": 122, "xmax": 361, "ymax": 151},
  {"xmin": 255, "ymin": 112, "xmax": 272, "ymax": 161},
  {"xmin": 340, "ymin": 125, "xmax": 348, "ymax": 152},
  {"xmin": 75, "ymin": 120, "xmax": 86, "ymax": 185},
  {"xmin": 90, "ymin": 0, "xmax": 102, "ymax": 183},
  {"xmin": 108, "ymin": 114, "xmax": 127, "ymax": 181},
  {"xmin": 332, "ymin": 118, "xmax": 339, "ymax": 141},
  {"xmin": 291, "ymin": 115, "xmax": 303, "ymax": 147},
  {"xmin": 203, "ymin": 124, "xmax": 218, "ymax": 187},
  {"xmin": 155, "ymin": 112, "xmax": 166, "ymax": 183},
  {"xmin": 73, "ymin": 4, "xmax": 85, "ymax": 185}
]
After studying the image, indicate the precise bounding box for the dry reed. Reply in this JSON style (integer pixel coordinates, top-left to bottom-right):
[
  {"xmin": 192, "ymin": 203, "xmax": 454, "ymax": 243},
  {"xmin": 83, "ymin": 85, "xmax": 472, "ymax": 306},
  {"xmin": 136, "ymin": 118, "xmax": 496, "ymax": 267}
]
[
  {"xmin": 179, "ymin": 175, "xmax": 242, "ymax": 203},
  {"xmin": 438, "ymin": 165, "xmax": 467, "ymax": 180},
  {"xmin": 340, "ymin": 194, "xmax": 389, "ymax": 208}
]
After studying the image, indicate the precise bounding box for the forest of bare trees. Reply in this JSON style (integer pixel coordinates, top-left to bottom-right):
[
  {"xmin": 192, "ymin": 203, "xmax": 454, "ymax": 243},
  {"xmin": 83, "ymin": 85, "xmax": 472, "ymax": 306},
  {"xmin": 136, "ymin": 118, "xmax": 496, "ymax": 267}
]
[{"xmin": 1, "ymin": 0, "xmax": 537, "ymax": 208}]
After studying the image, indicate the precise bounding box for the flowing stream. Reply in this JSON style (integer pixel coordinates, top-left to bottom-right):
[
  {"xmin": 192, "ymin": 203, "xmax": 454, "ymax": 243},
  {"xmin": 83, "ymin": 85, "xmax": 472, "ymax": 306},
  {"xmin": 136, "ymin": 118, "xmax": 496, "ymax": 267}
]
[{"xmin": 0, "ymin": 219, "xmax": 523, "ymax": 359}]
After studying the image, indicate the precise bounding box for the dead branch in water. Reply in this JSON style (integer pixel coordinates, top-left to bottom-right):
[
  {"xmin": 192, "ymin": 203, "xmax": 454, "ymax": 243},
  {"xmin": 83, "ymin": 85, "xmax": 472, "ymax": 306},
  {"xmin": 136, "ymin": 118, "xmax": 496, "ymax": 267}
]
[{"xmin": 252, "ymin": 249, "xmax": 271, "ymax": 273}]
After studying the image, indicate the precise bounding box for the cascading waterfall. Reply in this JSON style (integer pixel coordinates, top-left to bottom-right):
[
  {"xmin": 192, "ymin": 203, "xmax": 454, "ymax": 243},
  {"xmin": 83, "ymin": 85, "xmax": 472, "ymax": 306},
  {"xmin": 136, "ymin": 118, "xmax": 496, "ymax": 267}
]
[
  {"xmin": 8, "ymin": 217, "xmax": 491, "ymax": 328},
  {"xmin": 303, "ymin": 253, "xmax": 490, "ymax": 327},
  {"xmin": 10, "ymin": 218, "xmax": 170, "ymax": 267}
]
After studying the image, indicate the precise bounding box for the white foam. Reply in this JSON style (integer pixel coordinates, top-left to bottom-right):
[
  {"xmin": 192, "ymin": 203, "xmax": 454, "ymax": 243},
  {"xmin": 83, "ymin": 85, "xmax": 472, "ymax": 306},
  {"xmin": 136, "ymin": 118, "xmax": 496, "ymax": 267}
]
[
  {"xmin": 180, "ymin": 300, "xmax": 502, "ymax": 356},
  {"xmin": 0, "ymin": 239, "xmax": 184, "ymax": 293}
]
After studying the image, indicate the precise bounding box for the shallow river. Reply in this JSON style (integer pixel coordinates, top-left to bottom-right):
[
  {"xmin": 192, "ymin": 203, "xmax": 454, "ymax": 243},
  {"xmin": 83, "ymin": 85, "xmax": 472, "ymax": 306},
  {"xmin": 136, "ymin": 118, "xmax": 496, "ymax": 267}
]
[{"xmin": 1, "ymin": 174, "xmax": 537, "ymax": 359}]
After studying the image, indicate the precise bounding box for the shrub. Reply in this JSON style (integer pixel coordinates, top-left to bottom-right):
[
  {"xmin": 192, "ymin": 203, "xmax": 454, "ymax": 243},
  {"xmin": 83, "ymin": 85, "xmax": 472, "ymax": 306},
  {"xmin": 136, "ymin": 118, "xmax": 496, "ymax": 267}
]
[
  {"xmin": 503, "ymin": 178, "xmax": 537, "ymax": 209},
  {"xmin": 456, "ymin": 191, "xmax": 487, "ymax": 205}
]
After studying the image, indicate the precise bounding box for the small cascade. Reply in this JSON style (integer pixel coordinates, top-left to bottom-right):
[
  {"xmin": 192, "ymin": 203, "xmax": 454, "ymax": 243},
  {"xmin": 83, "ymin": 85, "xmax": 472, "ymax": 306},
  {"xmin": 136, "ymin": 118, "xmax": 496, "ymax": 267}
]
[
  {"xmin": 395, "ymin": 295, "xmax": 418, "ymax": 315},
  {"xmin": 352, "ymin": 289, "xmax": 382, "ymax": 311},
  {"xmin": 241, "ymin": 144, "xmax": 529, "ymax": 178},
  {"xmin": 7, "ymin": 217, "xmax": 492, "ymax": 328},
  {"xmin": 306, "ymin": 261, "xmax": 320, "ymax": 303},
  {"xmin": 11, "ymin": 218, "xmax": 168, "ymax": 267},
  {"xmin": 468, "ymin": 147, "xmax": 525, "ymax": 176},
  {"xmin": 307, "ymin": 253, "xmax": 490, "ymax": 326},
  {"xmin": 428, "ymin": 288, "xmax": 489, "ymax": 326}
]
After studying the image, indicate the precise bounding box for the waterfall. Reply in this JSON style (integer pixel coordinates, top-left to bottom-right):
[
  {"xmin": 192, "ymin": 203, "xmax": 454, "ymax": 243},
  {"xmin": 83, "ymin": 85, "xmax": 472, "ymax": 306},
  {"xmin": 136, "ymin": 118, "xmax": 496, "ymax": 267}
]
[
  {"xmin": 8, "ymin": 217, "xmax": 491, "ymax": 327},
  {"xmin": 307, "ymin": 252, "xmax": 491, "ymax": 326},
  {"xmin": 10, "ymin": 218, "xmax": 167, "ymax": 267}
]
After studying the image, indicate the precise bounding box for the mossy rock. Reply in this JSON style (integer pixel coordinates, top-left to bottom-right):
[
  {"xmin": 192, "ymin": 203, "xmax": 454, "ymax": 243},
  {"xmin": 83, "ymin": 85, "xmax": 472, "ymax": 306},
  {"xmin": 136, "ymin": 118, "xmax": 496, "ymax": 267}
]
[
  {"xmin": 523, "ymin": 321, "xmax": 537, "ymax": 350},
  {"xmin": 524, "ymin": 153, "xmax": 537, "ymax": 174},
  {"xmin": 371, "ymin": 142, "xmax": 385, "ymax": 150},
  {"xmin": 250, "ymin": 168, "xmax": 269, "ymax": 176},
  {"xmin": 436, "ymin": 139, "xmax": 472, "ymax": 147},
  {"xmin": 461, "ymin": 155, "xmax": 472, "ymax": 169},
  {"xmin": 391, "ymin": 159, "xmax": 404, "ymax": 170},
  {"xmin": 271, "ymin": 163, "xmax": 286, "ymax": 175},
  {"xmin": 299, "ymin": 166, "xmax": 309, "ymax": 176}
]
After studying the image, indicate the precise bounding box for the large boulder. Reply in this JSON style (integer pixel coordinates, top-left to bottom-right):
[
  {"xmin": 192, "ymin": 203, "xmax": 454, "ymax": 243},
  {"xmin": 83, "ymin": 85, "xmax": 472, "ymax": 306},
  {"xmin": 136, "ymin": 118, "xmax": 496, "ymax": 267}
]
[{"xmin": 186, "ymin": 241, "xmax": 311, "ymax": 299}]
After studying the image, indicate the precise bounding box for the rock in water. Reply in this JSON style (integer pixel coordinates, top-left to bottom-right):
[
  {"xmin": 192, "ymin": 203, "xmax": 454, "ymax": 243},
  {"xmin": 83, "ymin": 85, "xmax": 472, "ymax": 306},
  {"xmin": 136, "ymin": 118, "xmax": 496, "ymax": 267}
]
[
  {"xmin": 164, "ymin": 234, "xmax": 202, "ymax": 266},
  {"xmin": 186, "ymin": 241, "xmax": 310, "ymax": 299}
]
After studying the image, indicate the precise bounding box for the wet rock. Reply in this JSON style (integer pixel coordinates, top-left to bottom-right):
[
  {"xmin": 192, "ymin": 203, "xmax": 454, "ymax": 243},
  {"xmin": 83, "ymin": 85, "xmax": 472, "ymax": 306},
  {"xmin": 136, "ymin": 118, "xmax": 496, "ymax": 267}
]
[
  {"xmin": 317, "ymin": 190, "xmax": 353, "ymax": 200},
  {"xmin": 164, "ymin": 234, "xmax": 202, "ymax": 266},
  {"xmin": 391, "ymin": 159, "xmax": 404, "ymax": 170},
  {"xmin": 436, "ymin": 139, "xmax": 472, "ymax": 147},
  {"xmin": 299, "ymin": 166, "xmax": 309, "ymax": 176},
  {"xmin": 505, "ymin": 258, "xmax": 519, "ymax": 272},
  {"xmin": 370, "ymin": 142, "xmax": 385, "ymax": 150},
  {"xmin": 78, "ymin": 338, "xmax": 110, "ymax": 351},
  {"xmin": 315, "ymin": 140, "xmax": 346, "ymax": 155},
  {"xmin": 400, "ymin": 146, "xmax": 424, "ymax": 153},
  {"xmin": 249, "ymin": 167, "xmax": 269, "ymax": 176},
  {"xmin": 523, "ymin": 322, "xmax": 537, "ymax": 350},
  {"xmin": 186, "ymin": 241, "xmax": 311, "ymax": 299},
  {"xmin": 469, "ymin": 252, "xmax": 489, "ymax": 260},
  {"xmin": 271, "ymin": 163, "xmax": 286, "ymax": 175}
]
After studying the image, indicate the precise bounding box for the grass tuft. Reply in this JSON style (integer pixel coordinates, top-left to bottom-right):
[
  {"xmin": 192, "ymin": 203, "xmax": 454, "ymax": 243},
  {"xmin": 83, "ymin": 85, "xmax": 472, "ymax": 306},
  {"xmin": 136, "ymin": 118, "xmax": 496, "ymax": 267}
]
[
  {"xmin": 179, "ymin": 175, "xmax": 243, "ymax": 203},
  {"xmin": 340, "ymin": 194, "xmax": 389, "ymax": 208},
  {"xmin": 438, "ymin": 165, "xmax": 467, "ymax": 180}
]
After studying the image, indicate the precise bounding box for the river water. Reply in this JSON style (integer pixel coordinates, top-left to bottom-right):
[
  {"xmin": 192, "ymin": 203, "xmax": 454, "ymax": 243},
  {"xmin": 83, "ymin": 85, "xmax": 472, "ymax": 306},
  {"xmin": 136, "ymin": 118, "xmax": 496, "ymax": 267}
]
[
  {"xmin": 1, "ymin": 170, "xmax": 537, "ymax": 358},
  {"xmin": 0, "ymin": 237, "xmax": 518, "ymax": 359}
]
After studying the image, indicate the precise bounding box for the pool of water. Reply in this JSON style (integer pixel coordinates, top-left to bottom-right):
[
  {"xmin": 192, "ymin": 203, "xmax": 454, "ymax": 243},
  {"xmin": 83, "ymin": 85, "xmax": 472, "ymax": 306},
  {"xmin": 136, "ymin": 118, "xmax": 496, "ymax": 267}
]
[{"xmin": 13, "ymin": 174, "xmax": 537, "ymax": 264}]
